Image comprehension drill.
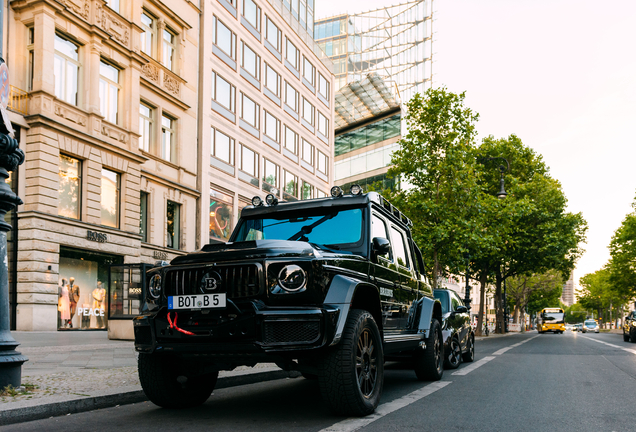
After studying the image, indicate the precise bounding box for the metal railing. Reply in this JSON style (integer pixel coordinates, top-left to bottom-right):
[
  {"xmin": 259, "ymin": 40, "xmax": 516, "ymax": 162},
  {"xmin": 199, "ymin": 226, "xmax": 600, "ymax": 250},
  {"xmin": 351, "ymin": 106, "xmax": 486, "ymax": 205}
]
[{"xmin": 8, "ymin": 86, "xmax": 28, "ymax": 115}]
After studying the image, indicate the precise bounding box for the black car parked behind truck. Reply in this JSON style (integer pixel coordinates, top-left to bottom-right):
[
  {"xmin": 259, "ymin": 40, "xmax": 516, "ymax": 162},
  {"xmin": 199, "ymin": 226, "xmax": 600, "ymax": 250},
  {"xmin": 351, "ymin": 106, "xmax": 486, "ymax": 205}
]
[{"xmin": 134, "ymin": 187, "xmax": 446, "ymax": 416}]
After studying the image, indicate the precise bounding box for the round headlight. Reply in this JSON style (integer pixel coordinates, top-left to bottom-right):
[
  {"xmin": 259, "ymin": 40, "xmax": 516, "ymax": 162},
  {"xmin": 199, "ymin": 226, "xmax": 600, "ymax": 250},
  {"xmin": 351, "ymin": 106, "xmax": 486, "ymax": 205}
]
[
  {"xmin": 331, "ymin": 186, "xmax": 343, "ymax": 197},
  {"xmin": 350, "ymin": 184, "xmax": 363, "ymax": 195},
  {"xmin": 278, "ymin": 265, "xmax": 307, "ymax": 292},
  {"xmin": 252, "ymin": 196, "xmax": 263, "ymax": 206},
  {"xmin": 265, "ymin": 194, "xmax": 278, "ymax": 205},
  {"xmin": 149, "ymin": 274, "xmax": 162, "ymax": 299}
]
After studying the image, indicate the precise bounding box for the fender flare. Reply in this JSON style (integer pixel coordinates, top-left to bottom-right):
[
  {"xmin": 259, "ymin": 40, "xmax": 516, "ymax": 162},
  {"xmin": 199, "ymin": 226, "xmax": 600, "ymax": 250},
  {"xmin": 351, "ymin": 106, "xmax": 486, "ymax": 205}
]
[
  {"xmin": 323, "ymin": 274, "xmax": 380, "ymax": 346},
  {"xmin": 416, "ymin": 296, "xmax": 442, "ymax": 338}
]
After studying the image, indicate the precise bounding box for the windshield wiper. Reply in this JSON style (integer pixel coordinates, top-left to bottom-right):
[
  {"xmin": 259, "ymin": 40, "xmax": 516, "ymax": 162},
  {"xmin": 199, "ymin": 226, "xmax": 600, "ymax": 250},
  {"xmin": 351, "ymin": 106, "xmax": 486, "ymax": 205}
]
[{"xmin": 287, "ymin": 212, "xmax": 338, "ymax": 241}]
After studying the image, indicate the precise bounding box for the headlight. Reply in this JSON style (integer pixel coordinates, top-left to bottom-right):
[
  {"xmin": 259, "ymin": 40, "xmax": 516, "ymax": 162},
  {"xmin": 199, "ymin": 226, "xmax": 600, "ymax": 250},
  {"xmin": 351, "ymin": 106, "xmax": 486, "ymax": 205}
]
[
  {"xmin": 148, "ymin": 274, "xmax": 162, "ymax": 299},
  {"xmin": 277, "ymin": 265, "xmax": 307, "ymax": 292}
]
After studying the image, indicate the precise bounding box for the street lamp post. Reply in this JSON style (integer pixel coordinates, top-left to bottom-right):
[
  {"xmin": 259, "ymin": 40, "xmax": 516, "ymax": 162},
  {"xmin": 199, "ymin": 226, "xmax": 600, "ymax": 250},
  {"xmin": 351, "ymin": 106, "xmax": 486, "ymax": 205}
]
[
  {"xmin": 478, "ymin": 155, "xmax": 510, "ymax": 333},
  {"xmin": 463, "ymin": 252, "xmax": 471, "ymax": 311}
]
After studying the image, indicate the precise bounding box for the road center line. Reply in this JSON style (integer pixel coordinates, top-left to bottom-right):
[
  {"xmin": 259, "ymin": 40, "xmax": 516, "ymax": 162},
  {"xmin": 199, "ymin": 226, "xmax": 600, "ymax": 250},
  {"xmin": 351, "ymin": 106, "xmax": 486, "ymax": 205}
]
[
  {"xmin": 319, "ymin": 381, "xmax": 451, "ymax": 432},
  {"xmin": 492, "ymin": 335, "xmax": 540, "ymax": 355},
  {"xmin": 452, "ymin": 356, "xmax": 496, "ymax": 375}
]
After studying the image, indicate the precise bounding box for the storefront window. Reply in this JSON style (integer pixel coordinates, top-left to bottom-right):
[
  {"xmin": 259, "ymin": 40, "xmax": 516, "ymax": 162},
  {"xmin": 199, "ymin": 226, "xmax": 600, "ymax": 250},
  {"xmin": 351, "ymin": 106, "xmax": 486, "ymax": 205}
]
[
  {"xmin": 101, "ymin": 168, "xmax": 120, "ymax": 228},
  {"xmin": 140, "ymin": 191, "xmax": 149, "ymax": 242},
  {"xmin": 58, "ymin": 248, "xmax": 123, "ymax": 330},
  {"xmin": 59, "ymin": 154, "xmax": 81, "ymax": 219},
  {"xmin": 210, "ymin": 188, "xmax": 234, "ymax": 242},
  {"xmin": 167, "ymin": 200, "xmax": 181, "ymax": 249},
  {"xmin": 109, "ymin": 264, "xmax": 152, "ymax": 319}
]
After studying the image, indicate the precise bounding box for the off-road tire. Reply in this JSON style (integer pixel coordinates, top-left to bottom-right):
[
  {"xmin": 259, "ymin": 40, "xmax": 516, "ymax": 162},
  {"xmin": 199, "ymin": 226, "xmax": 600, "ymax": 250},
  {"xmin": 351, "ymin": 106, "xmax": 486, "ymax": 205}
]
[
  {"xmin": 623, "ymin": 331, "xmax": 630, "ymax": 342},
  {"xmin": 444, "ymin": 337, "xmax": 462, "ymax": 369},
  {"xmin": 138, "ymin": 353, "xmax": 218, "ymax": 409},
  {"xmin": 630, "ymin": 329, "xmax": 636, "ymax": 343},
  {"xmin": 462, "ymin": 334, "xmax": 475, "ymax": 363},
  {"xmin": 318, "ymin": 309, "xmax": 384, "ymax": 416},
  {"xmin": 414, "ymin": 318, "xmax": 444, "ymax": 381},
  {"xmin": 301, "ymin": 372, "xmax": 318, "ymax": 380}
]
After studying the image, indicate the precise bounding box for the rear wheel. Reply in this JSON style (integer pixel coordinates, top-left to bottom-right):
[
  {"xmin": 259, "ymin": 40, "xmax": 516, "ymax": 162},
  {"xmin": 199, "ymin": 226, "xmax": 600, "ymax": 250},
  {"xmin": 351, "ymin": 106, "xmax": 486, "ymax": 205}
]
[
  {"xmin": 318, "ymin": 309, "xmax": 384, "ymax": 416},
  {"xmin": 138, "ymin": 353, "xmax": 218, "ymax": 409},
  {"xmin": 414, "ymin": 319, "xmax": 443, "ymax": 381},
  {"xmin": 444, "ymin": 338, "xmax": 462, "ymax": 369},
  {"xmin": 462, "ymin": 334, "xmax": 475, "ymax": 363}
]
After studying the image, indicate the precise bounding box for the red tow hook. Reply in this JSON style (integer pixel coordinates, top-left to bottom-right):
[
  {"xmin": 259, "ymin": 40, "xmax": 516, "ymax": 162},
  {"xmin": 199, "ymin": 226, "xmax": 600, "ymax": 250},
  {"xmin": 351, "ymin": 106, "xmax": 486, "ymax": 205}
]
[{"xmin": 167, "ymin": 312, "xmax": 195, "ymax": 335}]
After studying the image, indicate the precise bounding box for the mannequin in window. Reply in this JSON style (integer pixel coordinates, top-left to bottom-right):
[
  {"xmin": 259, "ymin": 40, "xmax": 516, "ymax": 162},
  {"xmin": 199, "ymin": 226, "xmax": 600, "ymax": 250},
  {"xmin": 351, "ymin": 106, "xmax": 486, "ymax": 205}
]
[
  {"xmin": 92, "ymin": 281, "xmax": 106, "ymax": 329},
  {"xmin": 68, "ymin": 277, "xmax": 80, "ymax": 328},
  {"xmin": 58, "ymin": 278, "xmax": 71, "ymax": 328}
]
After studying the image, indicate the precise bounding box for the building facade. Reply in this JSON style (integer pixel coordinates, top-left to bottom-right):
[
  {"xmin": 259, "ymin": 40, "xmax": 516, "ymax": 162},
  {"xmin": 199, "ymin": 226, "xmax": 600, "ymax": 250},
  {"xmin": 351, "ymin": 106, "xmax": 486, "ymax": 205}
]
[
  {"xmin": 198, "ymin": 0, "xmax": 334, "ymax": 245},
  {"xmin": 7, "ymin": 0, "xmax": 200, "ymax": 336},
  {"xmin": 561, "ymin": 272, "xmax": 575, "ymax": 307}
]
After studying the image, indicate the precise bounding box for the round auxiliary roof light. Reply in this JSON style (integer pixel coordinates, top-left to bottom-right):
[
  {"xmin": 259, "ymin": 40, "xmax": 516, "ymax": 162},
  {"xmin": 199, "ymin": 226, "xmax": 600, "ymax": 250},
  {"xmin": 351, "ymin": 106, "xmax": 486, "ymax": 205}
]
[
  {"xmin": 331, "ymin": 186, "xmax": 343, "ymax": 198},
  {"xmin": 252, "ymin": 196, "xmax": 263, "ymax": 207},
  {"xmin": 265, "ymin": 193, "xmax": 278, "ymax": 206},
  {"xmin": 350, "ymin": 184, "xmax": 363, "ymax": 196}
]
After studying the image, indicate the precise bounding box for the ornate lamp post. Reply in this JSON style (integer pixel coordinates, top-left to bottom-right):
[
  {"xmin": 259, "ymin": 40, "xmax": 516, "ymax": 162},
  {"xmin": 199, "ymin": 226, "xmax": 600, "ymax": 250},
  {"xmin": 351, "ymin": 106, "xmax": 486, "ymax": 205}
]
[
  {"xmin": 0, "ymin": 57, "xmax": 28, "ymax": 388},
  {"xmin": 478, "ymin": 155, "xmax": 510, "ymax": 333}
]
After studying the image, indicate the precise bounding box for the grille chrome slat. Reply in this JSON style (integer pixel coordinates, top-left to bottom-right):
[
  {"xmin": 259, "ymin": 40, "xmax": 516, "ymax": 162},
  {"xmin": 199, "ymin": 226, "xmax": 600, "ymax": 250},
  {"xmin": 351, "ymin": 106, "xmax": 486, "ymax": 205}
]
[{"xmin": 165, "ymin": 264, "xmax": 261, "ymax": 299}]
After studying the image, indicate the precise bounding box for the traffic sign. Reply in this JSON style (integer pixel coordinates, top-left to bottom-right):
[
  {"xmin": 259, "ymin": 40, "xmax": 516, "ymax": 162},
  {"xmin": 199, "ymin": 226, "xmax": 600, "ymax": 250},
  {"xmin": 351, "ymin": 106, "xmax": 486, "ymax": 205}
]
[{"xmin": 0, "ymin": 62, "xmax": 9, "ymax": 109}]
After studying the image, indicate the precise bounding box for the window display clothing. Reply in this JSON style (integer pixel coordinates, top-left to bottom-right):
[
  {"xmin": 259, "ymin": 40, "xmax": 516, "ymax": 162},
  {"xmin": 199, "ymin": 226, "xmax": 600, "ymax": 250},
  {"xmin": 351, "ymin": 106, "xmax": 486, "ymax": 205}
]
[
  {"xmin": 68, "ymin": 277, "xmax": 80, "ymax": 327},
  {"xmin": 58, "ymin": 281, "xmax": 70, "ymax": 321},
  {"xmin": 92, "ymin": 282, "xmax": 106, "ymax": 329}
]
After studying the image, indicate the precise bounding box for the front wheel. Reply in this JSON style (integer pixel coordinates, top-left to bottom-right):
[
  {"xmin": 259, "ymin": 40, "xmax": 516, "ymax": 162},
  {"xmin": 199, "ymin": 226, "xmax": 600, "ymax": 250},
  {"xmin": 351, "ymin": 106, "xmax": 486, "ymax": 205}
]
[
  {"xmin": 462, "ymin": 334, "xmax": 475, "ymax": 363},
  {"xmin": 138, "ymin": 353, "xmax": 218, "ymax": 409},
  {"xmin": 414, "ymin": 318, "xmax": 444, "ymax": 381},
  {"xmin": 624, "ymin": 331, "xmax": 630, "ymax": 342},
  {"xmin": 318, "ymin": 309, "xmax": 384, "ymax": 416}
]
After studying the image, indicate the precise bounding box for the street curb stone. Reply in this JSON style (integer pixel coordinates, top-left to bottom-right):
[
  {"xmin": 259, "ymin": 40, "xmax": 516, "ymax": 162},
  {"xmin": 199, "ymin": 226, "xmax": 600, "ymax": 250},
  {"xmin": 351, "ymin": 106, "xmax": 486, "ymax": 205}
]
[{"xmin": 0, "ymin": 369, "xmax": 301, "ymax": 426}]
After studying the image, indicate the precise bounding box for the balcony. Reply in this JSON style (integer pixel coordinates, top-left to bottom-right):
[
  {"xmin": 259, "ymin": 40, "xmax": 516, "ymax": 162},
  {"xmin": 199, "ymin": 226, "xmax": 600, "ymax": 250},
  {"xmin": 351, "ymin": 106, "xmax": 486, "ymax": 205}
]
[{"xmin": 7, "ymin": 86, "xmax": 28, "ymax": 116}]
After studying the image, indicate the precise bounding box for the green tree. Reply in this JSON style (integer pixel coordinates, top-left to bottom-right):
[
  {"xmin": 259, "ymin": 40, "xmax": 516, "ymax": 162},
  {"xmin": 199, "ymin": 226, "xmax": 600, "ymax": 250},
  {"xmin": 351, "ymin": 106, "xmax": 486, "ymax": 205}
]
[
  {"xmin": 565, "ymin": 303, "xmax": 587, "ymax": 324},
  {"xmin": 388, "ymin": 88, "xmax": 481, "ymax": 288},
  {"xmin": 607, "ymin": 196, "xmax": 636, "ymax": 299},
  {"xmin": 506, "ymin": 270, "xmax": 564, "ymax": 331},
  {"xmin": 579, "ymin": 268, "xmax": 626, "ymax": 327}
]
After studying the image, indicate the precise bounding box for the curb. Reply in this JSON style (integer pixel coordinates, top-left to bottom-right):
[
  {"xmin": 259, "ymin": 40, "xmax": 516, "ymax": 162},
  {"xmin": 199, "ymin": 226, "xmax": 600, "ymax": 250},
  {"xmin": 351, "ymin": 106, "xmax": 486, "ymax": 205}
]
[{"xmin": 0, "ymin": 369, "xmax": 301, "ymax": 426}]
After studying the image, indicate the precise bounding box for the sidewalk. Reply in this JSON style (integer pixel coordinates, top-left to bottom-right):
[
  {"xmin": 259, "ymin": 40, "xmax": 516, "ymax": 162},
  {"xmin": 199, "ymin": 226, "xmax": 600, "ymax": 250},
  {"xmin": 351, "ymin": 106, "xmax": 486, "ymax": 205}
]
[{"xmin": 0, "ymin": 331, "xmax": 299, "ymax": 426}]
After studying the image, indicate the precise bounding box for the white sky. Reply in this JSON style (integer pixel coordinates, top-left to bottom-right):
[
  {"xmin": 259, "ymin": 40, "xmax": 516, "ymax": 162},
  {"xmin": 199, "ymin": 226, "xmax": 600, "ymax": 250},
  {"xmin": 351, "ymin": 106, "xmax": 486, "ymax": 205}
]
[{"xmin": 317, "ymin": 0, "xmax": 636, "ymax": 286}]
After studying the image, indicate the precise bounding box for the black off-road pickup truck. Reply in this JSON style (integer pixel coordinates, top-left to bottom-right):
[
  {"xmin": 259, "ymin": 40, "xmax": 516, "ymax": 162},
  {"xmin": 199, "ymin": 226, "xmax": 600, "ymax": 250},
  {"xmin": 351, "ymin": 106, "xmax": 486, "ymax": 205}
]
[{"xmin": 134, "ymin": 187, "xmax": 444, "ymax": 416}]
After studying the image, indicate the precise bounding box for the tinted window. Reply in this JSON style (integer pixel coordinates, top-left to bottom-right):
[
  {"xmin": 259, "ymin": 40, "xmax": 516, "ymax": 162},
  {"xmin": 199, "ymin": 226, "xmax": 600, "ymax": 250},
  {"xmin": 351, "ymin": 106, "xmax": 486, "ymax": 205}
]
[
  {"xmin": 390, "ymin": 226, "xmax": 409, "ymax": 268},
  {"xmin": 450, "ymin": 293, "xmax": 461, "ymax": 311},
  {"xmin": 433, "ymin": 291, "xmax": 449, "ymax": 314}
]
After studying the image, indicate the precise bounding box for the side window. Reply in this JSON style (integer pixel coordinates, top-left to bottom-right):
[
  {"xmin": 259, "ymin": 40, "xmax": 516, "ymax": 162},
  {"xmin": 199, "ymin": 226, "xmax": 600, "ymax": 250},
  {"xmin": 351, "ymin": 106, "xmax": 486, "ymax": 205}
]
[
  {"xmin": 371, "ymin": 214, "xmax": 392, "ymax": 261},
  {"xmin": 390, "ymin": 226, "xmax": 409, "ymax": 268},
  {"xmin": 450, "ymin": 293, "xmax": 461, "ymax": 312}
]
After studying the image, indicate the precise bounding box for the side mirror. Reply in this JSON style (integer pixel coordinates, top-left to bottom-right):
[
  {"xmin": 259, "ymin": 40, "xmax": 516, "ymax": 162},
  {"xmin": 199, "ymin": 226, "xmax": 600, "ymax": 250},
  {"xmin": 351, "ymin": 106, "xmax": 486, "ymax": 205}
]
[
  {"xmin": 372, "ymin": 237, "xmax": 391, "ymax": 256},
  {"xmin": 455, "ymin": 305, "xmax": 468, "ymax": 314}
]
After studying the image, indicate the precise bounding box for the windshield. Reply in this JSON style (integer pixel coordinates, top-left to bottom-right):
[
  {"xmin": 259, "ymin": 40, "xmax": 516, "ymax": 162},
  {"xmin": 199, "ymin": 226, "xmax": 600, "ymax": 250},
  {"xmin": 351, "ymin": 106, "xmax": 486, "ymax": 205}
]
[
  {"xmin": 233, "ymin": 208, "xmax": 363, "ymax": 247},
  {"xmin": 584, "ymin": 321, "xmax": 596, "ymax": 327},
  {"xmin": 543, "ymin": 312, "xmax": 565, "ymax": 323}
]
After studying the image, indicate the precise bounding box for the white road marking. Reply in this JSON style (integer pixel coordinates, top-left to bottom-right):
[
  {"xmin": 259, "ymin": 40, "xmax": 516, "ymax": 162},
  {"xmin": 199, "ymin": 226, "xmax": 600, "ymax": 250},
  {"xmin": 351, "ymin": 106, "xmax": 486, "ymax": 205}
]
[
  {"xmin": 580, "ymin": 334, "xmax": 636, "ymax": 354},
  {"xmin": 492, "ymin": 335, "xmax": 540, "ymax": 355},
  {"xmin": 452, "ymin": 355, "xmax": 496, "ymax": 375},
  {"xmin": 319, "ymin": 381, "xmax": 451, "ymax": 432}
]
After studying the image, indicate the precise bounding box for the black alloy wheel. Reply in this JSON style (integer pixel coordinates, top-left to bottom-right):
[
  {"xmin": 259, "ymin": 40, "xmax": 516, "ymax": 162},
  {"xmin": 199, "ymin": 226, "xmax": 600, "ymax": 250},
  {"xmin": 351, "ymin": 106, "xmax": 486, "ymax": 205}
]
[
  {"xmin": 414, "ymin": 318, "xmax": 444, "ymax": 381},
  {"xmin": 357, "ymin": 327, "xmax": 379, "ymax": 397},
  {"xmin": 462, "ymin": 334, "xmax": 475, "ymax": 362},
  {"xmin": 444, "ymin": 338, "xmax": 462, "ymax": 369}
]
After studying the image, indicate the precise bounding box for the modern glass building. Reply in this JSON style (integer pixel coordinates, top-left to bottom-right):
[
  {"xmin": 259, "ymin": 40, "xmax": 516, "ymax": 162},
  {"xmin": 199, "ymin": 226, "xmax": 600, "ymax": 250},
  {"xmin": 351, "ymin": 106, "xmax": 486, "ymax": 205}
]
[{"xmin": 314, "ymin": 0, "xmax": 432, "ymax": 101}]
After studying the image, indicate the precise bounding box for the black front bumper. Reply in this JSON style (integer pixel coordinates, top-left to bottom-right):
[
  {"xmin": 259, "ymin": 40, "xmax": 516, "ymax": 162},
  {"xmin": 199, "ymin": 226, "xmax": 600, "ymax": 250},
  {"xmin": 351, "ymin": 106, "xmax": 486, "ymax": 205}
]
[{"xmin": 134, "ymin": 302, "xmax": 340, "ymax": 359}]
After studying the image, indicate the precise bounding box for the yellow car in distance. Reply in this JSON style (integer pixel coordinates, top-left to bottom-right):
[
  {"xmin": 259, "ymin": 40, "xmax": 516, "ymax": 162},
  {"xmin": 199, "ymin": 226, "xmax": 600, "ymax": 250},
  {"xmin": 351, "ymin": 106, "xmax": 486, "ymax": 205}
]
[{"xmin": 537, "ymin": 308, "xmax": 566, "ymax": 334}]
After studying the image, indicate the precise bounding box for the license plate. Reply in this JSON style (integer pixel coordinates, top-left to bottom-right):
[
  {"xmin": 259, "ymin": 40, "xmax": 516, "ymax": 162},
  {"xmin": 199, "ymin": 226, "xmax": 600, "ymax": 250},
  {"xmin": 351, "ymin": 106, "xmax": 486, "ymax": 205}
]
[{"xmin": 168, "ymin": 294, "xmax": 226, "ymax": 310}]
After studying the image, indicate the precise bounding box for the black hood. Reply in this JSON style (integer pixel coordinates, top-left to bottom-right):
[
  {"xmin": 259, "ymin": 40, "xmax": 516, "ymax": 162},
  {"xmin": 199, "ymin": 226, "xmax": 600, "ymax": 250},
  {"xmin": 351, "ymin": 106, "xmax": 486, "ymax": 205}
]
[{"xmin": 170, "ymin": 240, "xmax": 339, "ymax": 265}]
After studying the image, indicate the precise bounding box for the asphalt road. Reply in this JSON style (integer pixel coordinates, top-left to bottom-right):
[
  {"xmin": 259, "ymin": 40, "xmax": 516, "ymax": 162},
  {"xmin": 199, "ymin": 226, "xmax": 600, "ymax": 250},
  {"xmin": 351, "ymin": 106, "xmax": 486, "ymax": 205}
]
[{"xmin": 3, "ymin": 331, "xmax": 634, "ymax": 432}]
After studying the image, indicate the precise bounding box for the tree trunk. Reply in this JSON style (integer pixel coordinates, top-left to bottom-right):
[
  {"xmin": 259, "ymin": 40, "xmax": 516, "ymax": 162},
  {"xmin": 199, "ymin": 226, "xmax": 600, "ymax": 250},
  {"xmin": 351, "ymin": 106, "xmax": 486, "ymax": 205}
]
[
  {"xmin": 475, "ymin": 272, "xmax": 488, "ymax": 337},
  {"xmin": 520, "ymin": 303, "xmax": 526, "ymax": 333},
  {"xmin": 495, "ymin": 268, "xmax": 504, "ymax": 334},
  {"xmin": 513, "ymin": 306, "xmax": 520, "ymax": 324}
]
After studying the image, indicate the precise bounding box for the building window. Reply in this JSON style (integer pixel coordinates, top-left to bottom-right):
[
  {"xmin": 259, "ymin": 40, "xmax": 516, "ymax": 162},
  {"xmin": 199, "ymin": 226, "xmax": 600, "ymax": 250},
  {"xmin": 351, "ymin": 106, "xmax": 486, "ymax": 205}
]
[
  {"xmin": 161, "ymin": 114, "xmax": 176, "ymax": 162},
  {"xmin": 243, "ymin": 0, "xmax": 261, "ymax": 32},
  {"xmin": 241, "ymin": 42, "xmax": 261, "ymax": 80},
  {"xmin": 265, "ymin": 64, "xmax": 280, "ymax": 97},
  {"xmin": 265, "ymin": 17, "xmax": 281, "ymax": 52},
  {"xmin": 162, "ymin": 29, "xmax": 176, "ymax": 70},
  {"xmin": 167, "ymin": 201, "xmax": 181, "ymax": 249},
  {"xmin": 213, "ymin": 16, "xmax": 237, "ymax": 61},
  {"xmin": 54, "ymin": 34, "xmax": 80, "ymax": 106},
  {"xmin": 284, "ymin": 125, "xmax": 298, "ymax": 154},
  {"xmin": 212, "ymin": 128, "xmax": 235, "ymax": 165},
  {"xmin": 318, "ymin": 73, "xmax": 329, "ymax": 101},
  {"xmin": 286, "ymin": 38, "xmax": 299, "ymax": 70},
  {"xmin": 262, "ymin": 159, "xmax": 279, "ymax": 192},
  {"xmin": 238, "ymin": 144, "xmax": 258, "ymax": 178},
  {"xmin": 101, "ymin": 168, "xmax": 120, "ymax": 228},
  {"xmin": 302, "ymin": 98, "xmax": 314, "ymax": 126},
  {"xmin": 302, "ymin": 181, "xmax": 314, "ymax": 199},
  {"xmin": 140, "ymin": 12, "xmax": 156, "ymax": 57},
  {"xmin": 318, "ymin": 111, "xmax": 328, "ymax": 137},
  {"xmin": 210, "ymin": 188, "xmax": 234, "ymax": 242},
  {"xmin": 59, "ymin": 154, "xmax": 81, "ymax": 220},
  {"xmin": 302, "ymin": 139, "xmax": 313, "ymax": 165},
  {"xmin": 303, "ymin": 57, "xmax": 315, "ymax": 87},
  {"xmin": 140, "ymin": 191, "xmax": 149, "ymax": 242},
  {"xmin": 285, "ymin": 82, "xmax": 298, "ymax": 112},
  {"xmin": 139, "ymin": 103, "xmax": 153, "ymax": 152},
  {"xmin": 27, "ymin": 28, "xmax": 34, "ymax": 91},
  {"xmin": 316, "ymin": 189, "xmax": 326, "ymax": 198},
  {"xmin": 99, "ymin": 61, "xmax": 119, "ymax": 124},
  {"xmin": 283, "ymin": 169, "xmax": 297, "ymax": 198},
  {"xmin": 212, "ymin": 72, "xmax": 236, "ymax": 112},
  {"xmin": 240, "ymin": 93, "xmax": 260, "ymax": 129},
  {"xmin": 264, "ymin": 111, "xmax": 280, "ymax": 142},
  {"xmin": 105, "ymin": 0, "xmax": 119, "ymax": 12},
  {"xmin": 317, "ymin": 150, "xmax": 328, "ymax": 175}
]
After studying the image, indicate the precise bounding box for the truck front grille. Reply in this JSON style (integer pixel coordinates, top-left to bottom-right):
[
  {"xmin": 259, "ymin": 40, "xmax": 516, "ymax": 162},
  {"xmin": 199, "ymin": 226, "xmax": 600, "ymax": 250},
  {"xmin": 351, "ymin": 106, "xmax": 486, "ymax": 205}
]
[{"xmin": 165, "ymin": 264, "xmax": 262, "ymax": 299}]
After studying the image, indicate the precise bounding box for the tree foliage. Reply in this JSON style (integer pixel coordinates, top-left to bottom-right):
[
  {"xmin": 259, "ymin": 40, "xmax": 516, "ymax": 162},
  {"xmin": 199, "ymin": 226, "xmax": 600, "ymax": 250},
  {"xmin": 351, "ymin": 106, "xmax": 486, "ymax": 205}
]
[
  {"xmin": 506, "ymin": 270, "xmax": 564, "ymax": 328},
  {"xmin": 607, "ymin": 197, "xmax": 636, "ymax": 298}
]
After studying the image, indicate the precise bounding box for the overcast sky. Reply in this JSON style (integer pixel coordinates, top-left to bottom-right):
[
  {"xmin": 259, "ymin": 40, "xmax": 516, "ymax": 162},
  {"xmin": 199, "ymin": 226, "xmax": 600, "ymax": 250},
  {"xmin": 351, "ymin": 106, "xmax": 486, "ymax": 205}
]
[{"xmin": 317, "ymin": 0, "xmax": 636, "ymax": 287}]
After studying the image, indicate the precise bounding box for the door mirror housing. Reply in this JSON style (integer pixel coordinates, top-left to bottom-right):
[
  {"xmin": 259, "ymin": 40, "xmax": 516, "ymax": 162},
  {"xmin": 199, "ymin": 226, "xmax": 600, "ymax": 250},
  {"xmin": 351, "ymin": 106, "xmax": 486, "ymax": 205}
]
[
  {"xmin": 372, "ymin": 237, "xmax": 391, "ymax": 256},
  {"xmin": 455, "ymin": 305, "xmax": 468, "ymax": 314}
]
